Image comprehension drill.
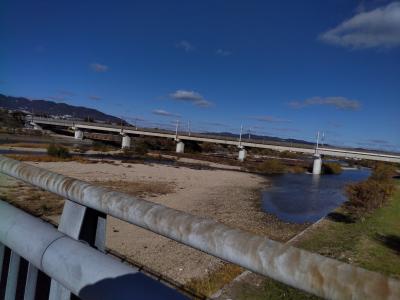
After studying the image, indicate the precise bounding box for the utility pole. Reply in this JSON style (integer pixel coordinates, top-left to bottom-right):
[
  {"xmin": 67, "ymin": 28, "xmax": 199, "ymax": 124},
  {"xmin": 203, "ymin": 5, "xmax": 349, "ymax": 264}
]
[
  {"xmin": 248, "ymin": 127, "xmax": 252, "ymax": 140},
  {"xmin": 239, "ymin": 124, "xmax": 243, "ymax": 147},
  {"xmin": 187, "ymin": 120, "xmax": 191, "ymax": 136},
  {"xmin": 175, "ymin": 119, "xmax": 179, "ymax": 140},
  {"xmin": 316, "ymin": 131, "xmax": 320, "ymax": 151}
]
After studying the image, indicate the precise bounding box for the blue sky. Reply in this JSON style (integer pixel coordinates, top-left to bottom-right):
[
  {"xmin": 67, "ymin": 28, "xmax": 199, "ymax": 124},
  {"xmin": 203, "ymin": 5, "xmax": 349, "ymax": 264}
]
[{"xmin": 1, "ymin": 0, "xmax": 399, "ymax": 151}]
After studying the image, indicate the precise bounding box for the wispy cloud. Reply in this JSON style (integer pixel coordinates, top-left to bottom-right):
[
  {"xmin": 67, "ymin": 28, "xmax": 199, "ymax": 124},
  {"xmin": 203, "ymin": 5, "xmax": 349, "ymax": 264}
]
[
  {"xmin": 152, "ymin": 109, "xmax": 180, "ymax": 118},
  {"xmin": 251, "ymin": 115, "xmax": 291, "ymax": 123},
  {"xmin": 368, "ymin": 139, "xmax": 389, "ymax": 144},
  {"xmin": 319, "ymin": 2, "xmax": 400, "ymax": 49},
  {"xmin": 216, "ymin": 49, "xmax": 232, "ymax": 56},
  {"xmin": 90, "ymin": 63, "xmax": 109, "ymax": 72},
  {"xmin": 88, "ymin": 95, "xmax": 102, "ymax": 101},
  {"xmin": 169, "ymin": 90, "xmax": 213, "ymax": 107},
  {"xmin": 59, "ymin": 90, "xmax": 75, "ymax": 96},
  {"xmin": 46, "ymin": 96, "xmax": 67, "ymax": 102},
  {"xmin": 175, "ymin": 40, "xmax": 194, "ymax": 52},
  {"xmin": 289, "ymin": 96, "xmax": 361, "ymax": 110}
]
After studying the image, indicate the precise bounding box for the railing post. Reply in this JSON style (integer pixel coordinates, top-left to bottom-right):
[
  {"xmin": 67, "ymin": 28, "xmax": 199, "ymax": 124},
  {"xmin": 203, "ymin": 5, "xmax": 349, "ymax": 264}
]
[
  {"xmin": 0, "ymin": 243, "xmax": 4, "ymax": 283},
  {"xmin": 23, "ymin": 263, "xmax": 39, "ymax": 300},
  {"xmin": 4, "ymin": 251, "xmax": 21, "ymax": 300},
  {"xmin": 49, "ymin": 200, "xmax": 107, "ymax": 299}
]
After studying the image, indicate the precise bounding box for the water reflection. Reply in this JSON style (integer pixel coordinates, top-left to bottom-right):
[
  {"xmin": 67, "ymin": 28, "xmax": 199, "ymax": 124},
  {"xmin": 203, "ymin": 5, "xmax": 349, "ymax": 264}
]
[{"xmin": 262, "ymin": 169, "xmax": 370, "ymax": 224}]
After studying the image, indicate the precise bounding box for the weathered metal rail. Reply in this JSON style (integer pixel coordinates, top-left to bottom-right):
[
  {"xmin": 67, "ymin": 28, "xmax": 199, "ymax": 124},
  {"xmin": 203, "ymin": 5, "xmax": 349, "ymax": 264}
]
[
  {"xmin": 0, "ymin": 201, "xmax": 186, "ymax": 300},
  {"xmin": 0, "ymin": 155, "xmax": 400, "ymax": 299}
]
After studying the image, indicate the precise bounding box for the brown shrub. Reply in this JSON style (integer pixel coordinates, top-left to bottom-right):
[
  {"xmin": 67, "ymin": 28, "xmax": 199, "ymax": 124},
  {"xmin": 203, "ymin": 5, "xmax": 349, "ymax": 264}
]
[
  {"xmin": 47, "ymin": 144, "xmax": 70, "ymax": 158},
  {"xmin": 344, "ymin": 163, "xmax": 396, "ymax": 219},
  {"xmin": 256, "ymin": 159, "xmax": 286, "ymax": 174},
  {"xmin": 279, "ymin": 150, "xmax": 301, "ymax": 159},
  {"xmin": 322, "ymin": 162, "xmax": 342, "ymax": 175}
]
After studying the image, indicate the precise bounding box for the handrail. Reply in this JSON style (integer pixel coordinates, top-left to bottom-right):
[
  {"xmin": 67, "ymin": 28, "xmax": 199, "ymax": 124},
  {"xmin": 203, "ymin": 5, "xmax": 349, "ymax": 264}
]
[
  {"xmin": 0, "ymin": 155, "xmax": 399, "ymax": 299},
  {"xmin": 0, "ymin": 201, "xmax": 187, "ymax": 300}
]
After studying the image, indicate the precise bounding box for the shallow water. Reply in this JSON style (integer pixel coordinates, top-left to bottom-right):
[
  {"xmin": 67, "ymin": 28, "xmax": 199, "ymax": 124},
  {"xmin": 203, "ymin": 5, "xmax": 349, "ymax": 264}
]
[{"xmin": 262, "ymin": 169, "xmax": 371, "ymax": 224}]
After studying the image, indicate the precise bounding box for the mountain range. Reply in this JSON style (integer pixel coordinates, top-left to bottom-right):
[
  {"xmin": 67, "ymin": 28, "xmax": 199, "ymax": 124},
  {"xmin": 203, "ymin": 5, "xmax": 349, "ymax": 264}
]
[{"xmin": 0, "ymin": 93, "xmax": 122, "ymax": 123}]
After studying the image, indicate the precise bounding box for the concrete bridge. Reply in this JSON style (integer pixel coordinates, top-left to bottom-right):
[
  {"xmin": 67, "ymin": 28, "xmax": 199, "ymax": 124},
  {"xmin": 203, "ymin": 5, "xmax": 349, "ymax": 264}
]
[{"xmin": 29, "ymin": 117, "xmax": 400, "ymax": 174}]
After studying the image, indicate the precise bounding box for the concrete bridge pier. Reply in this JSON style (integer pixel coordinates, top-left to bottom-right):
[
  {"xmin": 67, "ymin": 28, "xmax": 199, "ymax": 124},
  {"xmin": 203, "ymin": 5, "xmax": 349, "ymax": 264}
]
[
  {"xmin": 312, "ymin": 154, "xmax": 322, "ymax": 175},
  {"xmin": 121, "ymin": 134, "xmax": 131, "ymax": 149},
  {"xmin": 74, "ymin": 129, "xmax": 84, "ymax": 140},
  {"xmin": 238, "ymin": 147, "xmax": 247, "ymax": 162},
  {"xmin": 176, "ymin": 141, "xmax": 185, "ymax": 153},
  {"xmin": 31, "ymin": 122, "xmax": 42, "ymax": 131}
]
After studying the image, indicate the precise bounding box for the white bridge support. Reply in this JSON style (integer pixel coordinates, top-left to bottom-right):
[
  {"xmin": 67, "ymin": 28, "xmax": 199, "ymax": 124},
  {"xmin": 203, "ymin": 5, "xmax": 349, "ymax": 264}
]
[
  {"xmin": 31, "ymin": 122, "xmax": 42, "ymax": 131},
  {"xmin": 312, "ymin": 154, "xmax": 322, "ymax": 175},
  {"xmin": 121, "ymin": 134, "xmax": 131, "ymax": 149},
  {"xmin": 176, "ymin": 141, "xmax": 185, "ymax": 153},
  {"xmin": 74, "ymin": 129, "xmax": 84, "ymax": 140},
  {"xmin": 238, "ymin": 147, "xmax": 247, "ymax": 162}
]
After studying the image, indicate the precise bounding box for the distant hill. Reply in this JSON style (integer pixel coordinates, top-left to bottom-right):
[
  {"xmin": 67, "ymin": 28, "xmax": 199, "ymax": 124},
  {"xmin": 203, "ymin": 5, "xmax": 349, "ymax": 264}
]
[
  {"xmin": 206, "ymin": 131, "xmax": 315, "ymax": 146},
  {"xmin": 0, "ymin": 93, "xmax": 122, "ymax": 124}
]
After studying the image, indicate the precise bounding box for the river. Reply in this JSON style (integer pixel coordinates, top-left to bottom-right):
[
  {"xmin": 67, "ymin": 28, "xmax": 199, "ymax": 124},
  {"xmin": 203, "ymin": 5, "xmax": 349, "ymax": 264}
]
[{"xmin": 262, "ymin": 169, "xmax": 371, "ymax": 224}]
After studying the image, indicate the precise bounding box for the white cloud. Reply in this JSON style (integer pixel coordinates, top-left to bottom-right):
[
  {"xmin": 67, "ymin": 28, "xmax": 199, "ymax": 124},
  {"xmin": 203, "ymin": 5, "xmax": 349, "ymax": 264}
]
[
  {"xmin": 175, "ymin": 40, "xmax": 194, "ymax": 52},
  {"xmin": 216, "ymin": 49, "xmax": 232, "ymax": 56},
  {"xmin": 88, "ymin": 95, "xmax": 102, "ymax": 101},
  {"xmin": 152, "ymin": 109, "xmax": 180, "ymax": 117},
  {"xmin": 319, "ymin": 2, "xmax": 400, "ymax": 49},
  {"xmin": 169, "ymin": 90, "xmax": 213, "ymax": 107},
  {"xmin": 289, "ymin": 96, "xmax": 361, "ymax": 110},
  {"xmin": 90, "ymin": 63, "xmax": 109, "ymax": 72},
  {"xmin": 252, "ymin": 115, "xmax": 291, "ymax": 123}
]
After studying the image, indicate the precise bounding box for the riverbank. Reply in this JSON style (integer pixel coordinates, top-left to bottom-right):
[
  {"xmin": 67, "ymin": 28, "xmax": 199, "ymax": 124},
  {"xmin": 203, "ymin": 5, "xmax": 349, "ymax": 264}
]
[
  {"xmin": 0, "ymin": 156, "xmax": 310, "ymax": 297},
  {"xmin": 215, "ymin": 181, "xmax": 400, "ymax": 299}
]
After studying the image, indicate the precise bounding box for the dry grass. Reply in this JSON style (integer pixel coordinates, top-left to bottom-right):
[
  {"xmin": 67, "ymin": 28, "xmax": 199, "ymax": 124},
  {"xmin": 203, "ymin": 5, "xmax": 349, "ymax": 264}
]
[
  {"xmin": 0, "ymin": 181, "xmax": 64, "ymax": 217},
  {"xmin": 185, "ymin": 263, "xmax": 243, "ymax": 297},
  {"xmin": 95, "ymin": 180, "xmax": 175, "ymax": 197},
  {"xmin": 0, "ymin": 142, "xmax": 51, "ymax": 149},
  {"xmin": 5, "ymin": 154, "xmax": 95, "ymax": 164}
]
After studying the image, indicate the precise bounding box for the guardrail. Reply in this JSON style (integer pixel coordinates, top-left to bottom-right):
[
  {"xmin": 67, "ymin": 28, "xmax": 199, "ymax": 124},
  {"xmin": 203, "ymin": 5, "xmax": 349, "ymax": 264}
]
[
  {"xmin": 0, "ymin": 155, "xmax": 400, "ymax": 299},
  {"xmin": 0, "ymin": 201, "xmax": 186, "ymax": 300}
]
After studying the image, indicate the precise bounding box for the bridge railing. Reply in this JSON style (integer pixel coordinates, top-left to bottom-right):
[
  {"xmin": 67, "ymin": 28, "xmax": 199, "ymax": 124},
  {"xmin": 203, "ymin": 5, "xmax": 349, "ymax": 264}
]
[
  {"xmin": 0, "ymin": 155, "xmax": 399, "ymax": 299},
  {"xmin": 0, "ymin": 201, "xmax": 186, "ymax": 300}
]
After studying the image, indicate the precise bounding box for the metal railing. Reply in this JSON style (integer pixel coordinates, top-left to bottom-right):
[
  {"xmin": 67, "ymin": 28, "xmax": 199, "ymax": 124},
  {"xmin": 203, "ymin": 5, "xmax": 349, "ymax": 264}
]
[
  {"xmin": 0, "ymin": 155, "xmax": 400, "ymax": 299},
  {"xmin": 0, "ymin": 201, "xmax": 186, "ymax": 300}
]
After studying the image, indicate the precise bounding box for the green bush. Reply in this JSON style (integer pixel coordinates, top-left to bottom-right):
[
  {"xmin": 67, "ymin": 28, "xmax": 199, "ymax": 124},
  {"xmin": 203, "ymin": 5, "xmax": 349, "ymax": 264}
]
[
  {"xmin": 91, "ymin": 142, "xmax": 117, "ymax": 152},
  {"xmin": 134, "ymin": 141, "xmax": 149, "ymax": 155},
  {"xmin": 256, "ymin": 159, "xmax": 286, "ymax": 174},
  {"xmin": 322, "ymin": 162, "xmax": 342, "ymax": 175},
  {"xmin": 344, "ymin": 163, "xmax": 396, "ymax": 219},
  {"xmin": 47, "ymin": 144, "xmax": 70, "ymax": 158}
]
